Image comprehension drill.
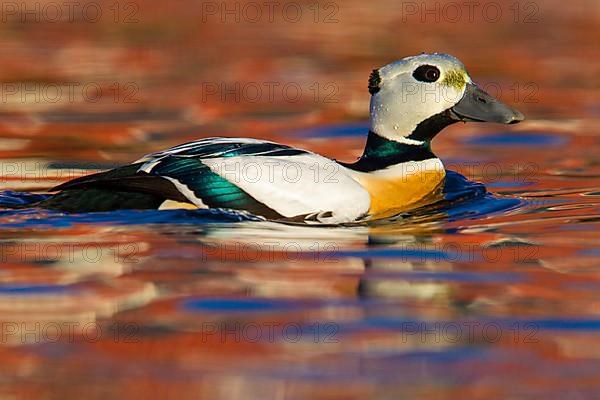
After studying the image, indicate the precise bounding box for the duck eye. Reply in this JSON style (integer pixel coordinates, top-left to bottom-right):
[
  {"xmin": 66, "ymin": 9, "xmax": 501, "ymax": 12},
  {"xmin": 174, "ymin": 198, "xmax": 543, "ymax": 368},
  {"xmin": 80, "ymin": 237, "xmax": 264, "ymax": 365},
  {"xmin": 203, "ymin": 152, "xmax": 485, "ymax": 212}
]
[{"xmin": 413, "ymin": 65, "xmax": 440, "ymax": 83}]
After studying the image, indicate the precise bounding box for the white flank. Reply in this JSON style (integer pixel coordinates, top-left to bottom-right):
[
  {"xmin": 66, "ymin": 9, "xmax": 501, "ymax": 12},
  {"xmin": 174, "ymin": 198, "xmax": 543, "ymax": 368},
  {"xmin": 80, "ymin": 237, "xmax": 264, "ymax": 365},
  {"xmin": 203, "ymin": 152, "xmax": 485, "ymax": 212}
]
[{"xmin": 200, "ymin": 154, "xmax": 371, "ymax": 223}]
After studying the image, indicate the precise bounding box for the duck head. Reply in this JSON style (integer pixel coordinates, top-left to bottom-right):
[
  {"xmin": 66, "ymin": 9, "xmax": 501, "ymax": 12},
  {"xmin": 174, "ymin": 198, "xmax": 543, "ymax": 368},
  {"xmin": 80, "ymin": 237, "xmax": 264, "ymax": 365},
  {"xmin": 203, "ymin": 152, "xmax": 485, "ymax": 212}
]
[{"xmin": 368, "ymin": 53, "xmax": 524, "ymax": 144}]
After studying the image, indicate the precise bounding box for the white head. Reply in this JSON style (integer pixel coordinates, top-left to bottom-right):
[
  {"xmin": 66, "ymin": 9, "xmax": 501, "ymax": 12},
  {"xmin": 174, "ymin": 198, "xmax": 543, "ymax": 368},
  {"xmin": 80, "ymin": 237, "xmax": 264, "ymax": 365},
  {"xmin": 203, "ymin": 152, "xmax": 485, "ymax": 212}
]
[{"xmin": 368, "ymin": 53, "xmax": 524, "ymax": 144}]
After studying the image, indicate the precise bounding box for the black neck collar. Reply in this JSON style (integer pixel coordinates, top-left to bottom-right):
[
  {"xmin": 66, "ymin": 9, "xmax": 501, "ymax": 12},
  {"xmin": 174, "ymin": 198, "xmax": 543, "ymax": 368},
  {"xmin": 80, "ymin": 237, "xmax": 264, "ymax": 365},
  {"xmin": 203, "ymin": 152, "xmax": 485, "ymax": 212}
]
[
  {"xmin": 341, "ymin": 131, "xmax": 435, "ymax": 172},
  {"xmin": 341, "ymin": 110, "xmax": 457, "ymax": 172}
]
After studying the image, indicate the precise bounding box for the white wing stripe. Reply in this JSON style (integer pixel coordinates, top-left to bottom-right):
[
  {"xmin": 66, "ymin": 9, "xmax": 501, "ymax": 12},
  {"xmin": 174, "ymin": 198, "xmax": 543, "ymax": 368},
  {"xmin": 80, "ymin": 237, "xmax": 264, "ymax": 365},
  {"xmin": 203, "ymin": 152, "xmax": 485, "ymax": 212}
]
[
  {"xmin": 135, "ymin": 137, "xmax": 297, "ymax": 163},
  {"xmin": 162, "ymin": 176, "xmax": 208, "ymax": 208}
]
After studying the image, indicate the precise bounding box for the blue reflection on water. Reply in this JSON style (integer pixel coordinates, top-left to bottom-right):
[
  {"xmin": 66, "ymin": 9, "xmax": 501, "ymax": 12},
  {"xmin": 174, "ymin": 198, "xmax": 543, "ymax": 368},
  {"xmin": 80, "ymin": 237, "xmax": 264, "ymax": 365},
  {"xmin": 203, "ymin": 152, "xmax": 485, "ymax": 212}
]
[
  {"xmin": 0, "ymin": 169, "xmax": 522, "ymax": 228},
  {"xmin": 183, "ymin": 297, "xmax": 297, "ymax": 312},
  {"xmin": 334, "ymin": 316, "xmax": 600, "ymax": 334},
  {"xmin": 0, "ymin": 284, "xmax": 74, "ymax": 295},
  {"xmin": 0, "ymin": 204, "xmax": 262, "ymax": 228},
  {"xmin": 462, "ymin": 131, "xmax": 567, "ymax": 146}
]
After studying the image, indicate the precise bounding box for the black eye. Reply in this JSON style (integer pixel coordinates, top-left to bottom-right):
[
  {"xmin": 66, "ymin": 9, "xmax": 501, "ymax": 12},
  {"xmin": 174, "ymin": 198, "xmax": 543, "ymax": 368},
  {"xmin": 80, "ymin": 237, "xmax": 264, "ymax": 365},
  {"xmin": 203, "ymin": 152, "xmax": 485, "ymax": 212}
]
[{"xmin": 413, "ymin": 65, "xmax": 440, "ymax": 83}]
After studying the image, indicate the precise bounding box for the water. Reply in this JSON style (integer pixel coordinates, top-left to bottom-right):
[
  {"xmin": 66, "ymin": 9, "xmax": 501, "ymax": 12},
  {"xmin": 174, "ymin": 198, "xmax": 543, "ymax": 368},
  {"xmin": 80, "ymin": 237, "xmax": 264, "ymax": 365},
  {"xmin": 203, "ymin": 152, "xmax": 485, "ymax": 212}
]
[
  {"xmin": 1, "ymin": 125, "xmax": 598, "ymax": 399},
  {"xmin": 0, "ymin": 0, "xmax": 599, "ymax": 398}
]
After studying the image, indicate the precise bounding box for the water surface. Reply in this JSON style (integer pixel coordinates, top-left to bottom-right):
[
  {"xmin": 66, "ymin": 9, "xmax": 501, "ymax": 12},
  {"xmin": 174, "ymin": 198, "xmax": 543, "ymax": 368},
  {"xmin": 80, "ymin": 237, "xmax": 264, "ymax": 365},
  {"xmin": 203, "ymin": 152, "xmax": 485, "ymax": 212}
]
[{"xmin": 0, "ymin": 0, "xmax": 599, "ymax": 399}]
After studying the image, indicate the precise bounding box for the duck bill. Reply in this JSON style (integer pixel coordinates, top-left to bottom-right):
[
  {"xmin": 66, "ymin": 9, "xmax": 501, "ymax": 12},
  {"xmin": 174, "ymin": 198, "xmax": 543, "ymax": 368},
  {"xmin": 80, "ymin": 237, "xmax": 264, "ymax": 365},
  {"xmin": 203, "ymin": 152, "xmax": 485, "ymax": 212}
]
[{"xmin": 450, "ymin": 83, "xmax": 524, "ymax": 124}]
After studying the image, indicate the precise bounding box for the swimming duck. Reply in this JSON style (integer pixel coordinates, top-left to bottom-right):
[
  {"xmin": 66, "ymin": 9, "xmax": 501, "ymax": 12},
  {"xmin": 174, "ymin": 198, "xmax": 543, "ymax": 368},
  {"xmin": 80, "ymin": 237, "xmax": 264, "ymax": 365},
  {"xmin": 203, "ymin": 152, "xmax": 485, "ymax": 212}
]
[{"xmin": 41, "ymin": 53, "xmax": 524, "ymax": 223}]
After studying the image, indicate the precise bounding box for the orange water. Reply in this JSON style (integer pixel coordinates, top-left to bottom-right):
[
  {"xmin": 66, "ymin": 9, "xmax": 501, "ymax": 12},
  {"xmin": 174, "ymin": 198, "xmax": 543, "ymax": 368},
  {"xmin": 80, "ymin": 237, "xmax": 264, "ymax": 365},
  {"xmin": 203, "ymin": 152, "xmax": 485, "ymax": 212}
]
[{"xmin": 0, "ymin": 1, "xmax": 599, "ymax": 399}]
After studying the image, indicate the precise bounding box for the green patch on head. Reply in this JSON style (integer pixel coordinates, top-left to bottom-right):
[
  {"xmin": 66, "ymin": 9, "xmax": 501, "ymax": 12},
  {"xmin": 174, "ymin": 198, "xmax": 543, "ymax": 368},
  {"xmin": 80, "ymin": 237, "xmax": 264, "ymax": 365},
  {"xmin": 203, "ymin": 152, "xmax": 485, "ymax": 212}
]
[{"xmin": 442, "ymin": 69, "xmax": 467, "ymax": 89}]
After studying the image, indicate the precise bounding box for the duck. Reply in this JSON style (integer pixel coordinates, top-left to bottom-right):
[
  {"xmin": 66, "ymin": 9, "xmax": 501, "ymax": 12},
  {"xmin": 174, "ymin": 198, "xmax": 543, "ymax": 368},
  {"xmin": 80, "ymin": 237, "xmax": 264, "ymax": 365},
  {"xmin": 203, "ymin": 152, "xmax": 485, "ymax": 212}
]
[{"xmin": 40, "ymin": 53, "xmax": 524, "ymax": 223}]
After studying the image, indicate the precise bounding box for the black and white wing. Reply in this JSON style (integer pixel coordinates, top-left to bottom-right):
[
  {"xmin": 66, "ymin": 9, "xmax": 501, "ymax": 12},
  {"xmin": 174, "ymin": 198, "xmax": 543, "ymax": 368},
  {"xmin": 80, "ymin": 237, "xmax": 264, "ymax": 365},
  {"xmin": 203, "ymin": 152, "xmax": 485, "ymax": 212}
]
[{"xmin": 45, "ymin": 137, "xmax": 371, "ymax": 223}]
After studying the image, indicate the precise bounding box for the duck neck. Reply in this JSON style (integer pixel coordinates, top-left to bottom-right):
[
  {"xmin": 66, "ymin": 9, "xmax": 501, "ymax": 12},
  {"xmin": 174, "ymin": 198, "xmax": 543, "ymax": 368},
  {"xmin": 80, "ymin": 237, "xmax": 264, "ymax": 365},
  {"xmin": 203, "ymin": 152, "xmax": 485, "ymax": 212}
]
[
  {"xmin": 344, "ymin": 131, "xmax": 437, "ymax": 172},
  {"xmin": 364, "ymin": 130, "xmax": 433, "ymax": 158}
]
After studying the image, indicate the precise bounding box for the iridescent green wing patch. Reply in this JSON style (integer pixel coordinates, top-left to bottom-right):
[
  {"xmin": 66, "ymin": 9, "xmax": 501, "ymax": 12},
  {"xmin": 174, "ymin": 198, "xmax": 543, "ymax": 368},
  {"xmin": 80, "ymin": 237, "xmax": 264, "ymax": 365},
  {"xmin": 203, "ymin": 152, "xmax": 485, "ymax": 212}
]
[{"xmin": 150, "ymin": 156, "xmax": 281, "ymax": 218}]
